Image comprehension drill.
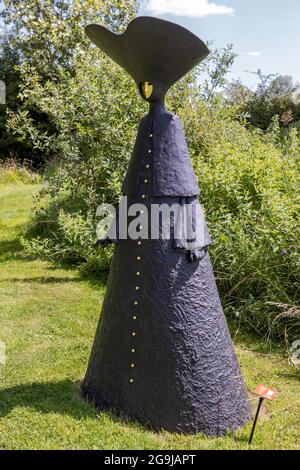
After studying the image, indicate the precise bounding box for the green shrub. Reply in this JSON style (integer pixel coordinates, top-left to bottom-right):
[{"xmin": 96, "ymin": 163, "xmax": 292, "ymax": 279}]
[{"xmin": 182, "ymin": 101, "xmax": 299, "ymax": 340}]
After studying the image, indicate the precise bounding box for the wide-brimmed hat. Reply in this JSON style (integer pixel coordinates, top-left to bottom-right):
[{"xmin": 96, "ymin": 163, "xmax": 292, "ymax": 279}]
[{"xmin": 85, "ymin": 16, "xmax": 209, "ymax": 98}]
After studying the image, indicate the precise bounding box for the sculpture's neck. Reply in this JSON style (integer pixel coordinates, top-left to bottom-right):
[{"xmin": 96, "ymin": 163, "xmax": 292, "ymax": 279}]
[{"xmin": 148, "ymin": 99, "xmax": 166, "ymax": 116}]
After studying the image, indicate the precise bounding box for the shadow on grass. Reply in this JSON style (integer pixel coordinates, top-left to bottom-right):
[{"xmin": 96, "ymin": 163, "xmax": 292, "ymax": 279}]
[
  {"xmin": 0, "ymin": 379, "xmax": 148, "ymax": 432},
  {"xmin": 0, "ymin": 239, "xmax": 27, "ymax": 262},
  {"xmin": 0, "ymin": 276, "xmax": 83, "ymax": 284},
  {"xmin": 45, "ymin": 261, "xmax": 109, "ymax": 289},
  {"xmin": 0, "ymin": 236, "xmax": 108, "ymax": 289},
  {"xmin": 0, "ymin": 378, "xmax": 254, "ymax": 441},
  {"xmin": 0, "ymin": 379, "xmax": 99, "ymax": 420}
]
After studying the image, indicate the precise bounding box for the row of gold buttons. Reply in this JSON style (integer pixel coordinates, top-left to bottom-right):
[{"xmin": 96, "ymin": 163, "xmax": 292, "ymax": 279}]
[
  {"xmin": 129, "ymin": 131, "xmax": 153, "ymax": 383},
  {"xmin": 141, "ymin": 133, "xmax": 152, "ymax": 199},
  {"xmin": 129, "ymin": 251, "xmax": 141, "ymax": 383}
]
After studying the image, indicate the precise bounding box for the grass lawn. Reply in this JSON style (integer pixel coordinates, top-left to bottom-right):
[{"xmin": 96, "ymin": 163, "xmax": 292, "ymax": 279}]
[{"xmin": 0, "ymin": 180, "xmax": 299, "ymax": 450}]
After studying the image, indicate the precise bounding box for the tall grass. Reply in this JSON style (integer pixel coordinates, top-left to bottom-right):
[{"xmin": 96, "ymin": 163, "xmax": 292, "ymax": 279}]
[{"xmin": 0, "ymin": 160, "xmax": 40, "ymax": 185}]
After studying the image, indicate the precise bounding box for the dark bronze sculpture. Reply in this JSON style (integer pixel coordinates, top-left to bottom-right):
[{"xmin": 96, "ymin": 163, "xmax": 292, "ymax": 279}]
[{"xmin": 82, "ymin": 16, "xmax": 252, "ymax": 435}]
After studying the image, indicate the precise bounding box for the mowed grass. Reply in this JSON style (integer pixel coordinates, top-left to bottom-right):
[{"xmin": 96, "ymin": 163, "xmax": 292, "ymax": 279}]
[{"xmin": 0, "ymin": 179, "xmax": 299, "ymax": 450}]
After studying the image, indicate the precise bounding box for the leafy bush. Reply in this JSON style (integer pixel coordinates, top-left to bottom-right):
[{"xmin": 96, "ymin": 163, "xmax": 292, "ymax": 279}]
[
  {"xmin": 182, "ymin": 101, "xmax": 299, "ymax": 340},
  {"xmin": 1, "ymin": 0, "xmax": 139, "ymax": 164},
  {"xmin": 224, "ymin": 72, "xmax": 300, "ymax": 131}
]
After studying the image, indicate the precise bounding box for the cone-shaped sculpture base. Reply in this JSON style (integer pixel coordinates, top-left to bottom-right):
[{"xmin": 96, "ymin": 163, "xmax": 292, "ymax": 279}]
[{"xmin": 82, "ymin": 199, "xmax": 251, "ymax": 435}]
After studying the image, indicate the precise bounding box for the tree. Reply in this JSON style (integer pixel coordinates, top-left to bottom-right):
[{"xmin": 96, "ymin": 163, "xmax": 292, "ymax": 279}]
[
  {"xmin": 225, "ymin": 70, "xmax": 300, "ymax": 131},
  {"xmin": 223, "ymin": 80, "xmax": 252, "ymax": 106},
  {"xmin": 1, "ymin": 0, "xmax": 139, "ymax": 164},
  {"xmin": 2, "ymin": 0, "xmax": 138, "ymax": 76},
  {"xmin": 0, "ymin": 33, "xmax": 26, "ymax": 160},
  {"xmin": 200, "ymin": 43, "xmax": 237, "ymax": 102}
]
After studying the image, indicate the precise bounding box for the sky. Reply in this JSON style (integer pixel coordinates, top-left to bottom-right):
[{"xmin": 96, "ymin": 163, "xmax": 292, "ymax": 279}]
[
  {"xmin": 138, "ymin": 0, "xmax": 300, "ymax": 89},
  {"xmin": 0, "ymin": 1, "xmax": 299, "ymax": 89}
]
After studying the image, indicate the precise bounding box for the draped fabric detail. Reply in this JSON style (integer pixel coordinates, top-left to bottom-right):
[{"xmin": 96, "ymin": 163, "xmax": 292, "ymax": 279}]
[{"xmin": 172, "ymin": 197, "xmax": 212, "ymax": 262}]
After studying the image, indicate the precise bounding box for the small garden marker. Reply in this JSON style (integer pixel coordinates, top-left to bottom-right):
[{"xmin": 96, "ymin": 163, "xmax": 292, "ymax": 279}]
[{"xmin": 249, "ymin": 384, "xmax": 277, "ymax": 444}]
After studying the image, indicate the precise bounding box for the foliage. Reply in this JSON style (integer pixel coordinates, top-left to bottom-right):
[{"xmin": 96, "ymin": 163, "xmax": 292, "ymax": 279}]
[
  {"xmin": 181, "ymin": 100, "xmax": 299, "ymax": 340},
  {"xmin": 2, "ymin": 0, "xmax": 137, "ymax": 75},
  {"xmin": 21, "ymin": 90, "xmax": 300, "ymax": 341},
  {"xmin": 1, "ymin": 0, "xmax": 139, "ymax": 163},
  {"xmin": 0, "ymin": 34, "xmax": 26, "ymax": 160},
  {"xmin": 225, "ymin": 71, "xmax": 300, "ymax": 131},
  {"xmin": 200, "ymin": 43, "xmax": 237, "ymax": 101}
]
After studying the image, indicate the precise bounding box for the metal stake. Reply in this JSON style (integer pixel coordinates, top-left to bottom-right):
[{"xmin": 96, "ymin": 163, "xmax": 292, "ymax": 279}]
[{"xmin": 249, "ymin": 397, "xmax": 264, "ymax": 444}]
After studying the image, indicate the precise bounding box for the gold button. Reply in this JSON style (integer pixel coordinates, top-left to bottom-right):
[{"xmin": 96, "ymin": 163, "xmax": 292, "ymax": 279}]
[
  {"xmin": 135, "ymin": 286, "xmax": 139, "ymax": 290},
  {"xmin": 130, "ymin": 379, "xmax": 134, "ymax": 383},
  {"xmin": 134, "ymin": 301, "xmax": 138, "ymax": 305},
  {"xmin": 133, "ymin": 315, "xmax": 137, "ymax": 320},
  {"xmin": 146, "ymin": 164, "xmax": 150, "ymax": 169},
  {"xmin": 137, "ymin": 256, "xmax": 141, "ymax": 260},
  {"xmin": 144, "ymin": 179, "xmax": 148, "ymax": 183},
  {"xmin": 132, "ymin": 332, "xmax": 136, "ymax": 336},
  {"xmin": 136, "ymin": 272, "xmax": 140, "ymax": 276},
  {"xmin": 131, "ymin": 348, "xmax": 135, "ymax": 353},
  {"xmin": 131, "ymin": 364, "xmax": 135, "ymax": 368}
]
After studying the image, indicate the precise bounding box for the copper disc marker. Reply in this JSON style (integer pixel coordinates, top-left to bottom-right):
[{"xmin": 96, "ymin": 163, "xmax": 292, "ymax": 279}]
[{"xmin": 249, "ymin": 384, "xmax": 277, "ymax": 444}]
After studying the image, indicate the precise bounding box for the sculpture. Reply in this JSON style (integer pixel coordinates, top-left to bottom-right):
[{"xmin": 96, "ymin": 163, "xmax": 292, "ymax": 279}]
[{"xmin": 81, "ymin": 16, "xmax": 252, "ymax": 435}]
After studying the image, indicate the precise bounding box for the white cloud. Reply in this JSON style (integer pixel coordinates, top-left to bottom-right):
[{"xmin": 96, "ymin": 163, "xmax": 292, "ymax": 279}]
[
  {"xmin": 247, "ymin": 51, "xmax": 262, "ymax": 57},
  {"xmin": 144, "ymin": 0, "xmax": 234, "ymax": 18}
]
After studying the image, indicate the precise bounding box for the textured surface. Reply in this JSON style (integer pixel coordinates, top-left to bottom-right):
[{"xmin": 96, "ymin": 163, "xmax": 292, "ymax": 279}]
[
  {"xmin": 122, "ymin": 112, "xmax": 200, "ymax": 197},
  {"xmin": 82, "ymin": 204, "xmax": 252, "ymax": 434}
]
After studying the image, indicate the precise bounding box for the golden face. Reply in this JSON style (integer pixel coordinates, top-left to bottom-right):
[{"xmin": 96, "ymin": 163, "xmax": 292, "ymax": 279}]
[{"xmin": 141, "ymin": 81, "xmax": 153, "ymax": 99}]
